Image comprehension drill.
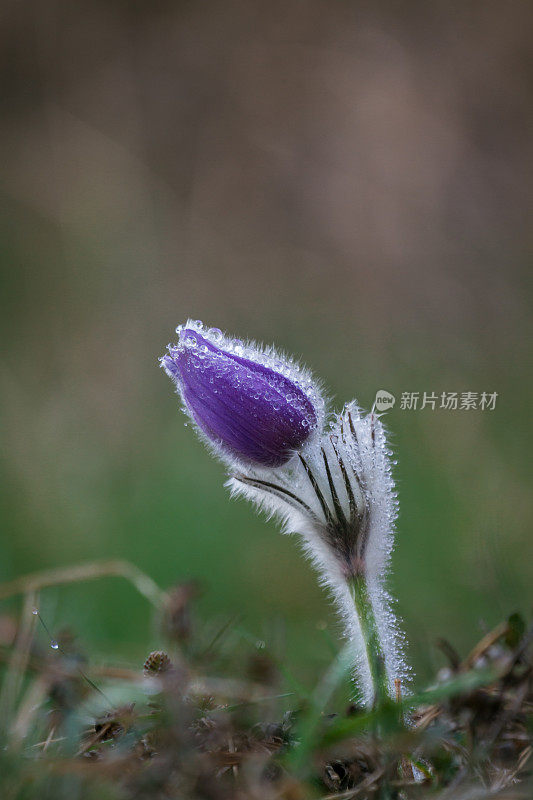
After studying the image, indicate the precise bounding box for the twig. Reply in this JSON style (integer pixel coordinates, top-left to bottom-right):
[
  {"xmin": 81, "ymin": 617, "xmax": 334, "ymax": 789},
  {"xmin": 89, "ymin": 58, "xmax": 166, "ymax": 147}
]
[
  {"xmin": 463, "ymin": 622, "xmax": 509, "ymax": 670},
  {"xmin": 11, "ymin": 675, "xmax": 50, "ymax": 744},
  {"xmin": 0, "ymin": 590, "xmax": 39, "ymax": 729},
  {"xmin": 41, "ymin": 727, "xmax": 59, "ymax": 753},
  {"xmin": 0, "ymin": 560, "xmax": 168, "ymax": 609},
  {"xmin": 320, "ymin": 767, "xmax": 385, "ymax": 799}
]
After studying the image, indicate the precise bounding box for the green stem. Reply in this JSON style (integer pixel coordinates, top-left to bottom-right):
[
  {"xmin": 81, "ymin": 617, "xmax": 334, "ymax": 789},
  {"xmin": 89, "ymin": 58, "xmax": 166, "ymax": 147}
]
[{"xmin": 349, "ymin": 574, "xmax": 389, "ymax": 708}]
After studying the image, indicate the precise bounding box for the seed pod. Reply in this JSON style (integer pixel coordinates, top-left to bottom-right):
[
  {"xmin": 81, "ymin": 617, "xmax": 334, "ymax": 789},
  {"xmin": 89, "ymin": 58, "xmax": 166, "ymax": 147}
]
[{"xmin": 143, "ymin": 650, "xmax": 172, "ymax": 676}]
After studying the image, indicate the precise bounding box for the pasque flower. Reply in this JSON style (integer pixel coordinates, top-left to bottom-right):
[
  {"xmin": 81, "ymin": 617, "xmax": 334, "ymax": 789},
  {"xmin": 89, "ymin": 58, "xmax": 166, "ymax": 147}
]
[{"xmin": 161, "ymin": 321, "xmax": 408, "ymax": 706}]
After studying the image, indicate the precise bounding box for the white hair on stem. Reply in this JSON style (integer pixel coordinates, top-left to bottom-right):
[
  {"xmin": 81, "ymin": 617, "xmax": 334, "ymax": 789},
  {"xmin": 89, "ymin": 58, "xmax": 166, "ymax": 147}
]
[{"xmin": 227, "ymin": 401, "xmax": 409, "ymax": 707}]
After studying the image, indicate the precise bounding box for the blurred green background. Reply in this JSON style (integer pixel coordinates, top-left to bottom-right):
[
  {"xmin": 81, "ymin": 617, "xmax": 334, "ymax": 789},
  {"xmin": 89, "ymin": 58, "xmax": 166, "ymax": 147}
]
[{"xmin": 1, "ymin": 0, "xmax": 532, "ymax": 689}]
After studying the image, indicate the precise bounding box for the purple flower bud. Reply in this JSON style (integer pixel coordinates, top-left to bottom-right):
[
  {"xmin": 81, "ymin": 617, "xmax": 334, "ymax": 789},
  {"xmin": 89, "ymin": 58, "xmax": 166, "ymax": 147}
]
[{"xmin": 161, "ymin": 322, "xmax": 322, "ymax": 467}]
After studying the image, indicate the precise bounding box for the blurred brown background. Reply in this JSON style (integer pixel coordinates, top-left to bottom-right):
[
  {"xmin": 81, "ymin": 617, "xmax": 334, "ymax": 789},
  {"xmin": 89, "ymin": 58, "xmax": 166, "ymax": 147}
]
[{"xmin": 1, "ymin": 0, "xmax": 532, "ymax": 683}]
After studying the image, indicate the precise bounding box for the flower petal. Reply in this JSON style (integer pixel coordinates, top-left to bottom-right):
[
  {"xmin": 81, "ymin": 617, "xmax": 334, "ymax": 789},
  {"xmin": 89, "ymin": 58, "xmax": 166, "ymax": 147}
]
[{"xmin": 162, "ymin": 326, "xmax": 320, "ymax": 467}]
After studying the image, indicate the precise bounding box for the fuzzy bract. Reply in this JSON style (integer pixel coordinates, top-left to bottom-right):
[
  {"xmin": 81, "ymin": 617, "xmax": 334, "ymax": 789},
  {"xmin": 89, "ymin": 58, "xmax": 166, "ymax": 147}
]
[{"xmin": 228, "ymin": 402, "xmax": 408, "ymax": 705}]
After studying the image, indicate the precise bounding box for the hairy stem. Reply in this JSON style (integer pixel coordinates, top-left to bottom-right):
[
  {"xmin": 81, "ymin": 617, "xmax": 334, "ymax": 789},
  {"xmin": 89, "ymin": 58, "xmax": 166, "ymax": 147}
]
[{"xmin": 348, "ymin": 574, "xmax": 389, "ymax": 707}]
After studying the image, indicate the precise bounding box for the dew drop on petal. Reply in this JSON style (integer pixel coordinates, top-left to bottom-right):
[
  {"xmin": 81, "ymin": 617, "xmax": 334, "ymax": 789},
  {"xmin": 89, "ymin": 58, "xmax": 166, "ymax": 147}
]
[{"xmin": 208, "ymin": 327, "xmax": 222, "ymax": 341}]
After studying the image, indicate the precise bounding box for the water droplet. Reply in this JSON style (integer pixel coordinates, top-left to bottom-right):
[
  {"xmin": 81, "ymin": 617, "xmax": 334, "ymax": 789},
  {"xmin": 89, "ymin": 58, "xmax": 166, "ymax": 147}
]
[
  {"xmin": 50, "ymin": 640, "xmax": 59, "ymax": 650},
  {"xmin": 208, "ymin": 327, "xmax": 222, "ymax": 341},
  {"xmin": 32, "ymin": 608, "xmax": 39, "ymax": 616},
  {"xmin": 255, "ymin": 640, "xmax": 265, "ymax": 650}
]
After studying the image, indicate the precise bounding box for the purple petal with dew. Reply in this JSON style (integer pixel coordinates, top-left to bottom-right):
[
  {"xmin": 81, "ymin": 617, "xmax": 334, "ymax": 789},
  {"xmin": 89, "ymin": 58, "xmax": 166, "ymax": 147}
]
[{"xmin": 162, "ymin": 329, "xmax": 317, "ymax": 467}]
